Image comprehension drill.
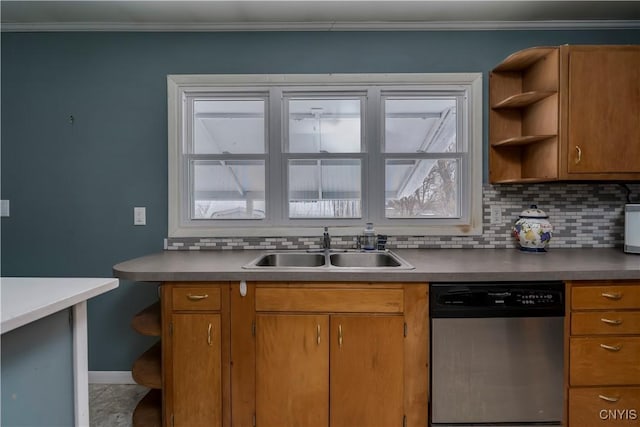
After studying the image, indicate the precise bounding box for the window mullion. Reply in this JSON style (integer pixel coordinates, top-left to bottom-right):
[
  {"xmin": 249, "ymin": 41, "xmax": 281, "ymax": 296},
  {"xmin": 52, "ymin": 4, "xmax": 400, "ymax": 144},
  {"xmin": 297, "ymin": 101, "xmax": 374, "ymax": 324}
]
[
  {"xmin": 367, "ymin": 87, "xmax": 384, "ymax": 224},
  {"xmin": 268, "ymin": 87, "xmax": 284, "ymax": 225}
]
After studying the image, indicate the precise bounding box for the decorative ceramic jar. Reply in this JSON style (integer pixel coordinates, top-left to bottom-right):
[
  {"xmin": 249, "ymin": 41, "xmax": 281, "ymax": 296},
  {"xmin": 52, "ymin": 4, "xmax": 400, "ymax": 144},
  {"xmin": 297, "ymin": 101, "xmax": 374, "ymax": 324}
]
[{"xmin": 513, "ymin": 205, "xmax": 553, "ymax": 252}]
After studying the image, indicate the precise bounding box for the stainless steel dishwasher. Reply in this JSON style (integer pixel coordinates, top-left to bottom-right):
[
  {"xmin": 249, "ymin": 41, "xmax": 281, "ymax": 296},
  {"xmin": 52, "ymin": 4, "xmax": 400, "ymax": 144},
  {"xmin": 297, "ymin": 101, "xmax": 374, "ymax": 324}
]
[{"xmin": 430, "ymin": 282, "xmax": 564, "ymax": 427}]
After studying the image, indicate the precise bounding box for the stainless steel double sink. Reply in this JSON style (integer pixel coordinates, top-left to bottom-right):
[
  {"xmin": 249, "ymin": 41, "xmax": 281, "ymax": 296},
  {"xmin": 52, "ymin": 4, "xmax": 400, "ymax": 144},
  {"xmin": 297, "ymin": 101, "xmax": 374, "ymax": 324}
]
[{"xmin": 243, "ymin": 250, "xmax": 414, "ymax": 270}]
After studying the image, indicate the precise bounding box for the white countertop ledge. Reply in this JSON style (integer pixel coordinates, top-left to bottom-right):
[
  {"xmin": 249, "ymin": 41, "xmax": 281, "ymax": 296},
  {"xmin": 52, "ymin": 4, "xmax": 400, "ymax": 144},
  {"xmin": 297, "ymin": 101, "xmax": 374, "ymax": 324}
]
[{"xmin": 1, "ymin": 277, "xmax": 119, "ymax": 334}]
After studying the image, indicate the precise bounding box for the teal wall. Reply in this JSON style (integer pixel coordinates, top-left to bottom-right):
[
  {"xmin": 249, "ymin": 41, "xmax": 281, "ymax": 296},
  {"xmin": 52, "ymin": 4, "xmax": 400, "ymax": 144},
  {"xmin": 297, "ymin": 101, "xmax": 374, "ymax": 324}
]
[{"xmin": 2, "ymin": 30, "xmax": 639, "ymax": 370}]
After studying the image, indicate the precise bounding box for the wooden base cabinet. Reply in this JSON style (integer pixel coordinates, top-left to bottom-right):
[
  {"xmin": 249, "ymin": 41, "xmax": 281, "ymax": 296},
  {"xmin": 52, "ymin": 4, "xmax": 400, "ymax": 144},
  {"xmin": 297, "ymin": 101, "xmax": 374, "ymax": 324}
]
[
  {"xmin": 567, "ymin": 281, "xmax": 640, "ymax": 427},
  {"xmin": 236, "ymin": 282, "xmax": 429, "ymax": 427},
  {"xmin": 255, "ymin": 314, "xmax": 404, "ymax": 427},
  {"xmin": 157, "ymin": 282, "xmax": 428, "ymax": 427},
  {"xmin": 161, "ymin": 283, "xmax": 230, "ymax": 427},
  {"xmin": 569, "ymin": 387, "xmax": 640, "ymax": 427},
  {"xmin": 256, "ymin": 314, "xmax": 330, "ymax": 427}
]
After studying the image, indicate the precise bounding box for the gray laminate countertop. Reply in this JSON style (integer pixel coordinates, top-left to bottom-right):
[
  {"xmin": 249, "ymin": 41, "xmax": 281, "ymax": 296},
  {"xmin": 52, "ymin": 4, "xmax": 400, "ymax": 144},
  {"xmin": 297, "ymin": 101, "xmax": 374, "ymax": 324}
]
[{"xmin": 113, "ymin": 248, "xmax": 640, "ymax": 283}]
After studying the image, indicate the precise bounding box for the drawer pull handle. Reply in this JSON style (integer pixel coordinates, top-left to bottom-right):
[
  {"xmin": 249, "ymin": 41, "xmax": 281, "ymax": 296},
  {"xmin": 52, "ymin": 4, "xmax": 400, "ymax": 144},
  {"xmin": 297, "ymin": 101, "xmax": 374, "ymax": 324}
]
[
  {"xmin": 338, "ymin": 324, "xmax": 343, "ymax": 349},
  {"xmin": 207, "ymin": 323, "xmax": 212, "ymax": 346},
  {"xmin": 598, "ymin": 394, "xmax": 620, "ymax": 403},
  {"xmin": 601, "ymin": 292, "xmax": 622, "ymax": 300},
  {"xmin": 600, "ymin": 343, "xmax": 622, "ymax": 352},
  {"xmin": 600, "ymin": 317, "xmax": 623, "ymax": 325},
  {"xmin": 317, "ymin": 324, "xmax": 321, "ymax": 345},
  {"xmin": 187, "ymin": 294, "xmax": 209, "ymax": 301}
]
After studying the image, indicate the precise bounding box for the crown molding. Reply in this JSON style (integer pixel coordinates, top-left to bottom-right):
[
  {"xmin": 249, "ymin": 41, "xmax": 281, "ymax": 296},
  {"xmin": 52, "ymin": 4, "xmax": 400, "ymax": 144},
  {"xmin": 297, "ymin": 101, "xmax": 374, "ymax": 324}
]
[{"xmin": 2, "ymin": 20, "xmax": 640, "ymax": 32}]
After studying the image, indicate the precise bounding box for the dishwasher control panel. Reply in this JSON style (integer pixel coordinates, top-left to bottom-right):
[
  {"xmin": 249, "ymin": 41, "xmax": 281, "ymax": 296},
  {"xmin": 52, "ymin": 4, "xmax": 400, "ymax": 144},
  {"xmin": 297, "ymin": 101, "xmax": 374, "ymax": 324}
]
[{"xmin": 430, "ymin": 282, "xmax": 565, "ymax": 318}]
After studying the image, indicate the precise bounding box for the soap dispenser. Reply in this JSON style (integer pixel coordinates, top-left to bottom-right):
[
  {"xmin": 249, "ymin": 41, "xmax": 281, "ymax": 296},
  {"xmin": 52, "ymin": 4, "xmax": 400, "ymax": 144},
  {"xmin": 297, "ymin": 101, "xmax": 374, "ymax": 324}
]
[{"xmin": 363, "ymin": 222, "xmax": 376, "ymax": 250}]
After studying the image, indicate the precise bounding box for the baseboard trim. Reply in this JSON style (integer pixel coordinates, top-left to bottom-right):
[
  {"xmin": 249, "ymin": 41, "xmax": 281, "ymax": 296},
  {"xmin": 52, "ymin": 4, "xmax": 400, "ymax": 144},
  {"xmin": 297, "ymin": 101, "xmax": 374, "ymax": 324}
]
[{"xmin": 88, "ymin": 371, "xmax": 135, "ymax": 384}]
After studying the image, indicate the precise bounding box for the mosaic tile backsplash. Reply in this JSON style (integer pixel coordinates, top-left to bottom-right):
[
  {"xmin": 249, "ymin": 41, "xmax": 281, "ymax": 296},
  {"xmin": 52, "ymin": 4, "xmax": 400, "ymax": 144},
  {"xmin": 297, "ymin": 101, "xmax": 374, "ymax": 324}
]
[{"xmin": 166, "ymin": 183, "xmax": 640, "ymax": 251}]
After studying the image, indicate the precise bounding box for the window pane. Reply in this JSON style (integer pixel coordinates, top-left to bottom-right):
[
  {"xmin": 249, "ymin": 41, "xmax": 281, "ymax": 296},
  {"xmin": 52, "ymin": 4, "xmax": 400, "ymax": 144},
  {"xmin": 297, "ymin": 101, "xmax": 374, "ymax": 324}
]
[
  {"xmin": 385, "ymin": 158, "xmax": 459, "ymax": 218},
  {"xmin": 192, "ymin": 160, "xmax": 265, "ymax": 219},
  {"xmin": 287, "ymin": 98, "xmax": 361, "ymax": 153},
  {"xmin": 384, "ymin": 98, "xmax": 457, "ymax": 153},
  {"xmin": 193, "ymin": 99, "xmax": 265, "ymax": 154},
  {"xmin": 288, "ymin": 159, "xmax": 361, "ymax": 218}
]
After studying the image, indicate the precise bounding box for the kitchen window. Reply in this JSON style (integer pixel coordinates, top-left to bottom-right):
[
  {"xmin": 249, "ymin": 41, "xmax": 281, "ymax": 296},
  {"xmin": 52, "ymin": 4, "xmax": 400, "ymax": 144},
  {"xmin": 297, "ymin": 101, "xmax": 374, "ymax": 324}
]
[{"xmin": 168, "ymin": 74, "xmax": 482, "ymax": 237}]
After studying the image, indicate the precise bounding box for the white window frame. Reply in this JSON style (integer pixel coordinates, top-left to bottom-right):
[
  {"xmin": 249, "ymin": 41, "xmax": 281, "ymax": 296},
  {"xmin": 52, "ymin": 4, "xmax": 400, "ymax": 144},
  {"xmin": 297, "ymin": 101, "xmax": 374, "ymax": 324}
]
[{"xmin": 168, "ymin": 73, "xmax": 483, "ymax": 238}]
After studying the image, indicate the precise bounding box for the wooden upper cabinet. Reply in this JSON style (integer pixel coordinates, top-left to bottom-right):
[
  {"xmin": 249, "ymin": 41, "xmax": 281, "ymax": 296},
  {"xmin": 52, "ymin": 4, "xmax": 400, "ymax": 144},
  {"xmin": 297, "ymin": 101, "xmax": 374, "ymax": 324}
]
[
  {"xmin": 489, "ymin": 44, "xmax": 640, "ymax": 183},
  {"xmin": 564, "ymin": 46, "xmax": 640, "ymax": 175}
]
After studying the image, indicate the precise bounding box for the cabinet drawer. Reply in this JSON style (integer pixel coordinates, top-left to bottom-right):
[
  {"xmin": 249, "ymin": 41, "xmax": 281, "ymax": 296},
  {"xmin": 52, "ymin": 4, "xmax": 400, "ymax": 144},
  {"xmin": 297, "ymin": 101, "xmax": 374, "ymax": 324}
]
[
  {"xmin": 172, "ymin": 287, "xmax": 221, "ymax": 311},
  {"xmin": 570, "ymin": 337, "xmax": 640, "ymax": 386},
  {"xmin": 572, "ymin": 311, "xmax": 640, "ymax": 335},
  {"xmin": 569, "ymin": 387, "xmax": 640, "ymax": 427},
  {"xmin": 572, "ymin": 285, "xmax": 640, "ymax": 310},
  {"xmin": 255, "ymin": 288, "xmax": 404, "ymax": 313}
]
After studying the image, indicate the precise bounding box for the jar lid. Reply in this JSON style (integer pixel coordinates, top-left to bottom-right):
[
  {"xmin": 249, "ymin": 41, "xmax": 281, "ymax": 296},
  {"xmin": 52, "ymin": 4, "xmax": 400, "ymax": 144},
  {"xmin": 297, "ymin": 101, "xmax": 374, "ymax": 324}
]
[{"xmin": 519, "ymin": 204, "xmax": 548, "ymax": 218}]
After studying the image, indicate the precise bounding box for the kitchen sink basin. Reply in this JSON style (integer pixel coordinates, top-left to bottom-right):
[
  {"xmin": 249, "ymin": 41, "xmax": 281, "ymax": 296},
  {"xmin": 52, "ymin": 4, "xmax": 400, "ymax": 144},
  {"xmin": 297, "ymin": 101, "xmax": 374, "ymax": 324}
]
[
  {"xmin": 252, "ymin": 252, "xmax": 326, "ymax": 267},
  {"xmin": 329, "ymin": 252, "xmax": 403, "ymax": 268},
  {"xmin": 243, "ymin": 250, "xmax": 413, "ymax": 270}
]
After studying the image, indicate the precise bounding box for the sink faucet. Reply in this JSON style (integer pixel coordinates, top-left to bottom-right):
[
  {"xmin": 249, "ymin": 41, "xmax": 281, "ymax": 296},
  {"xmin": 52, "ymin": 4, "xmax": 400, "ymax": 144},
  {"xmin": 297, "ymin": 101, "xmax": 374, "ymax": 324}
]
[{"xmin": 322, "ymin": 227, "xmax": 331, "ymax": 250}]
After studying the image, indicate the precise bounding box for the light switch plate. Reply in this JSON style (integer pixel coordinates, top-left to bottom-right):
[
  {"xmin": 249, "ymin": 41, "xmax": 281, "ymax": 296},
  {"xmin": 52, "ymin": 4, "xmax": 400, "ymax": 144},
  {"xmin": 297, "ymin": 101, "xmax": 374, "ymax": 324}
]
[
  {"xmin": 134, "ymin": 207, "xmax": 146, "ymax": 225},
  {"xmin": 1, "ymin": 200, "xmax": 9, "ymax": 217}
]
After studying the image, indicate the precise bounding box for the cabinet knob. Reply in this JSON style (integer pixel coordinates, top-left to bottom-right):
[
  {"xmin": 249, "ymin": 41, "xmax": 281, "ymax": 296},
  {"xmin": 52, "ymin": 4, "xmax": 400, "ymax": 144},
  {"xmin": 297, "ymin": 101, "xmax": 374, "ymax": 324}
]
[{"xmin": 575, "ymin": 145, "xmax": 582, "ymax": 164}]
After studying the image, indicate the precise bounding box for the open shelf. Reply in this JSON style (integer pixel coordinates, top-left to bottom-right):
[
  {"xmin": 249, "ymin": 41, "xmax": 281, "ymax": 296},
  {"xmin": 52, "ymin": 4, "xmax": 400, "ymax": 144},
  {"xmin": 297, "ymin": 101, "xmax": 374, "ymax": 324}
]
[
  {"xmin": 491, "ymin": 177, "xmax": 555, "ymax": 184},
  {"xmin": 491, "ymin": 135, "xmax": 557, "ymax": 147},
  {"xmin": 492, "ymin": 91, "xmax": 556, "ymax": 109},
  {"xmin": 132, "ymin": 302, "xmax": 161, "ymax": 337},
  {"xmin": 133, "ymin": 389, "xmax": 162, "ymax": 427},
  {"xmin": 489, "ymin": 46, "xmax": 560, "ymax": 184},
  {"xmin": 493, "ymin": 47, "xmax": 557, "ymax": 72},
  {"xmin": 132, "ymin": 341, "xmax": 161, "ymax": 389}
]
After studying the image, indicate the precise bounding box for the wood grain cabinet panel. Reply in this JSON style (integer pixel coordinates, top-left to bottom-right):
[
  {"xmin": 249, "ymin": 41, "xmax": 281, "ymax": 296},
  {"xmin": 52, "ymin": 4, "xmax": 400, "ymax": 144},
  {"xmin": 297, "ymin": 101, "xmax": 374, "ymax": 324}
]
[
  {"xmin": 171, "ymin": 313, "xmax": 222, "ymax": 427},
  {"xmin": 256, "ymin": 314, "xmax": 330, "ymax": 427},
  {"xmin": 330, "ymin": 315, "xmax": 404, "ymax": 427},
  {"xmin": 171, "ymin": 286, "xmax": 221, "ymax": 311},
  {"xmin": 255, "ymin": 288, "xmax": 404, "ymax": 313},
  {"xmin": 569, "ymin": 387, "xmax": 640, "ymax": 427},
  {"xmin": 570, "ymin": 337, "xmax": 640, "ymax": 386},
  {"xmin": 572, "ymin": 285, "xmax": 640, "ymax": 310},
  {"xmin": 571, "ymin": 311, "xmax": 640, "ymax": 335},
  {"xmin": 566, "ymin": 46, "xmax": 640, "ymax": 174}
]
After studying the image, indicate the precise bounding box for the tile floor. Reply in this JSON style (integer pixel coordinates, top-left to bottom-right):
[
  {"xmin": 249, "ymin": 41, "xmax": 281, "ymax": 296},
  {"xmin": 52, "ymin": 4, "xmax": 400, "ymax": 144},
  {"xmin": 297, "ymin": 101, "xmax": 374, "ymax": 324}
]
[{"xmin": 90, "ymin": 384, "xmax": 148, "ymax": 427}]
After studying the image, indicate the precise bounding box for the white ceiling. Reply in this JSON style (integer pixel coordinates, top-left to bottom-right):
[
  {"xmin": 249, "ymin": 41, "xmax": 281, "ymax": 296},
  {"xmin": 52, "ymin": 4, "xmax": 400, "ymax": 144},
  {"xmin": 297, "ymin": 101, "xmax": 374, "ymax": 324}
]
[{"xmin": 2, "ymin": 0, "xmax": 640, "ymax": 31}]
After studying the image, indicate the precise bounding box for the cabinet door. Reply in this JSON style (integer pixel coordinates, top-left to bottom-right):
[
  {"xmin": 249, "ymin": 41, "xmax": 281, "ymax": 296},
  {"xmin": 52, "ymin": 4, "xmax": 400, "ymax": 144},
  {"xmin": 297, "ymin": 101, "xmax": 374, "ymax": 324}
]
[
  {"xmin": 567, "ymin": 46, "xmax": 640, "ymax": 174},
  {"xmin": 256, "ymin": 314, "xmax": 329, "ymax": 427},
  {"xmin": 330, "ymin": 315, "xmax": 404, "ymax": 427},
  {"xmin": 171, "ymin": 313, "xmax": 221, "ymax": 427}
]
